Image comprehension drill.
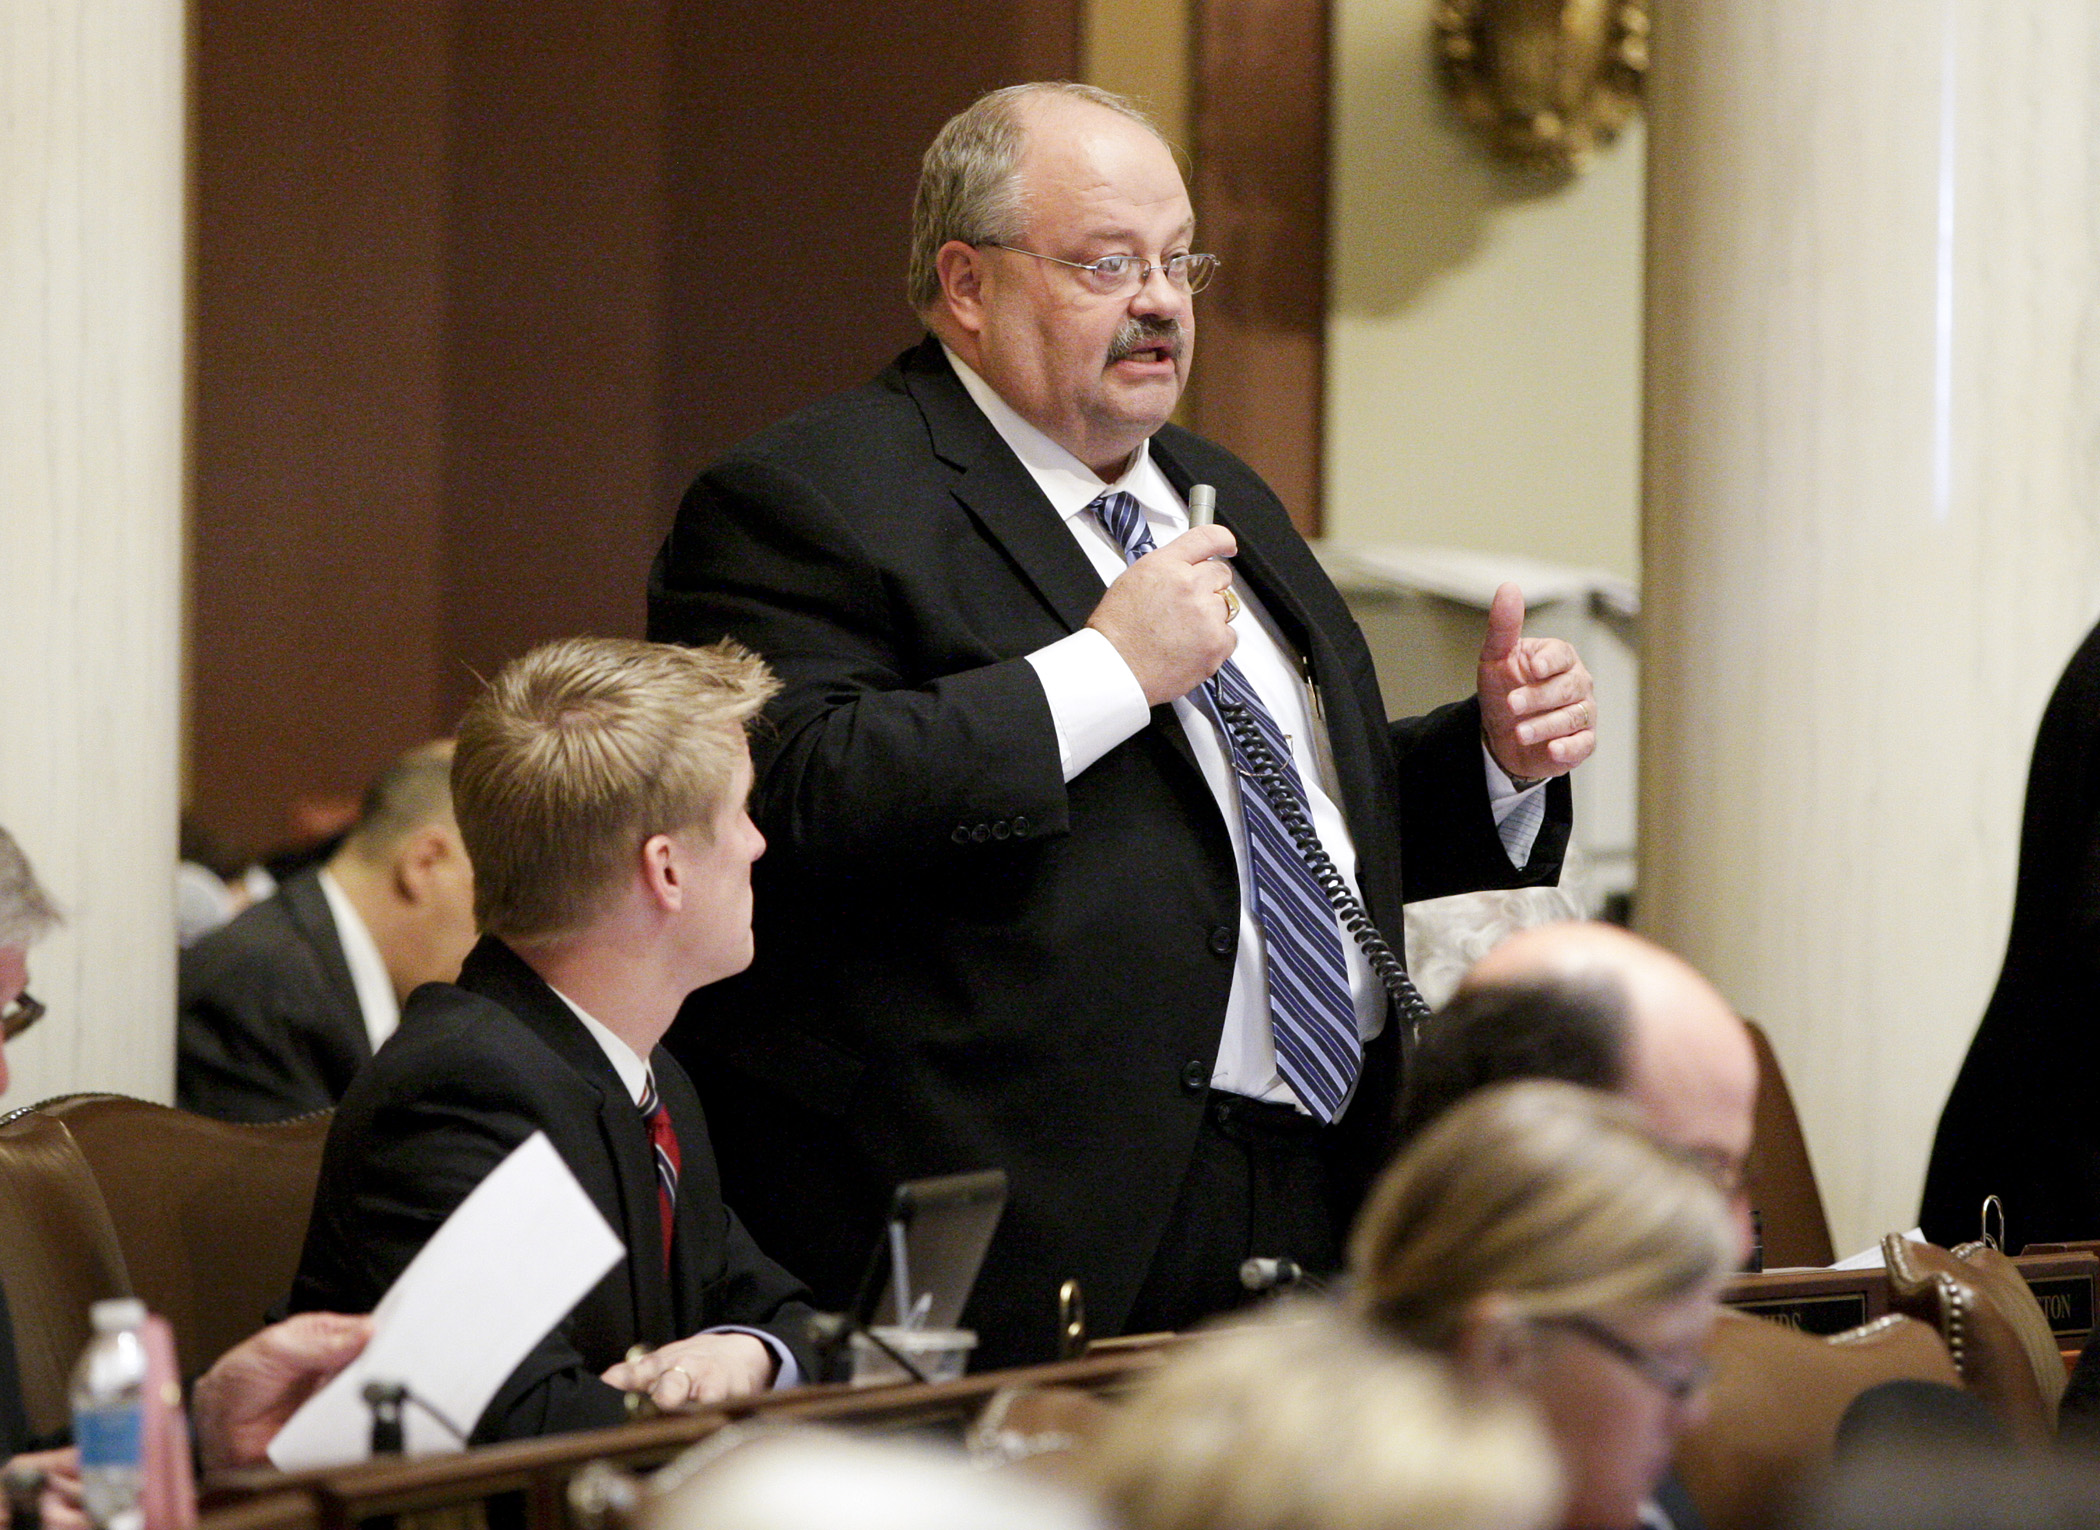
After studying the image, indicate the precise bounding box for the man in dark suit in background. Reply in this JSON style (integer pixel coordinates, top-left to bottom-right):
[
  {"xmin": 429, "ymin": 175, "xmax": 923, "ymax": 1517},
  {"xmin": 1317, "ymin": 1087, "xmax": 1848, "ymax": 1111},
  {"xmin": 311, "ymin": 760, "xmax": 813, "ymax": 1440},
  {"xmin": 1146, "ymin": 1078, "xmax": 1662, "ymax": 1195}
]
[
  {"xmin": 648, "ymin": 82, "xmax": 1596, "ymax": 1367},
  {"xmin": 179, "ymin": 741, "xmax": 478, "ymax": 1121},
  {"xmin": 291, "ymin": 637, "xmax": 814, "ymax": 1442}
]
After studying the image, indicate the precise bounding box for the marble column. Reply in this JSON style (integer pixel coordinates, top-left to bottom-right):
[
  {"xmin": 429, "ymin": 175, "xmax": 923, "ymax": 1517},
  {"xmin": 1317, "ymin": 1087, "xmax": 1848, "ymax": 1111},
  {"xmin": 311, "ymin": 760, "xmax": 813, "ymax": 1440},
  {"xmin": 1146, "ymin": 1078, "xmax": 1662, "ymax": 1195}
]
[
  {"xmin": 1, "ymin": 0, "xmax": 185, "ymax": 1102},
  {"xmin": 1641, "ymin": 0, "xmax": 2100, "ymax": 1252}
]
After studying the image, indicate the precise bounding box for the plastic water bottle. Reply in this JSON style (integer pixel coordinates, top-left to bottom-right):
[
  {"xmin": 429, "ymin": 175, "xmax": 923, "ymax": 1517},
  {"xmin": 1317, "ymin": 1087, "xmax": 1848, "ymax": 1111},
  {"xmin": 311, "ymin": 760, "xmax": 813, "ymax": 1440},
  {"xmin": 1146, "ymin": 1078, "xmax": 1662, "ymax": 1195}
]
[{"xmin": 70, "ymin": 1298, "xmax": 148, "ymax": 1530}]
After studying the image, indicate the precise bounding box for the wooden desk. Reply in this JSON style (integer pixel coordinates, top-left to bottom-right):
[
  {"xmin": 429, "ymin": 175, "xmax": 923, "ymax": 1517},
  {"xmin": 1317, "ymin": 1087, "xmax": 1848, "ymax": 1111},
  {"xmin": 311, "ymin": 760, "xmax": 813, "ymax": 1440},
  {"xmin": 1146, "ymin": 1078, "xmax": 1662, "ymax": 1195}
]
[
  {"xmin": 1724, "ymin": 1249, "xmax": 2097, "ymax": 1350},
  {"xmin": 199, "ymin": 1346, "xmax": 1172, "ymax": 1530}
]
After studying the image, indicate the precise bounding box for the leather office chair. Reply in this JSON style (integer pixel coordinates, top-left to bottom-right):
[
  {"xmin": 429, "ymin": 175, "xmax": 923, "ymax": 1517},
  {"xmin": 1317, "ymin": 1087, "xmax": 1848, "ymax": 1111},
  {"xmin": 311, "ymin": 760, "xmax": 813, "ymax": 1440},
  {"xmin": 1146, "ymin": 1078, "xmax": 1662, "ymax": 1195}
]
[
  {"xmin": 1673, "ymin": 1308, "xmax": 1959, "ymax": 1530},
  {"xmin": 1883, "ymin": 1234, "xmax": 2066, "ymax": 1447},
  {"xmin": 1742, "ymin": 1020, "xmax": 1836, "ymax": 1268},
  {"xmin": 36, "ymin": 1095, "xmax": 332, "ymax": 1382},
  {"xmin": 0, "ymin": 1110, "xmax": 132, "ymax": 1437},
  {"xmin": 967, "ymin": 1384, "xmax": 1116, "ymax": 1480}
]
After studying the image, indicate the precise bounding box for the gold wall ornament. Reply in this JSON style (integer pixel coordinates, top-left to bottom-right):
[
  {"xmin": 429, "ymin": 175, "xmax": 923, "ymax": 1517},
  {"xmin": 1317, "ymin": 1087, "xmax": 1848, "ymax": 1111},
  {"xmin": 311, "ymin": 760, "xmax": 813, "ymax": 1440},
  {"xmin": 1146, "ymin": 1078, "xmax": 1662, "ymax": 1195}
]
[{"xmin": 1433, "ymin": 0, "xmax": 1650, "ymax": 173}]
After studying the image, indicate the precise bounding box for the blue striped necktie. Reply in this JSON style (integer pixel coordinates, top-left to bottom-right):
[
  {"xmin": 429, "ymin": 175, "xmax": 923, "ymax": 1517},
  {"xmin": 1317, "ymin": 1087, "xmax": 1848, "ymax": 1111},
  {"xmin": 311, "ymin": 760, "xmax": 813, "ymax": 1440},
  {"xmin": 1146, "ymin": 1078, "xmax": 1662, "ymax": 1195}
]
[{"xmin": 1090, "ymin": 490, "xmax": 1361, "ymax": 1121}]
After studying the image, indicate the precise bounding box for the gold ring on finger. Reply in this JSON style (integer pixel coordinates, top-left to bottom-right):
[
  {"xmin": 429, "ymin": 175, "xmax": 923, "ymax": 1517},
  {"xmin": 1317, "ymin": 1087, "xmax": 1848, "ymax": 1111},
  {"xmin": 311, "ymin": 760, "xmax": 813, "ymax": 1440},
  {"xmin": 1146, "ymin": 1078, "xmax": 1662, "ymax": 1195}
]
[{"xmin": 1222, "ymin": 587, "xmax": 1241, "ymax": 622}]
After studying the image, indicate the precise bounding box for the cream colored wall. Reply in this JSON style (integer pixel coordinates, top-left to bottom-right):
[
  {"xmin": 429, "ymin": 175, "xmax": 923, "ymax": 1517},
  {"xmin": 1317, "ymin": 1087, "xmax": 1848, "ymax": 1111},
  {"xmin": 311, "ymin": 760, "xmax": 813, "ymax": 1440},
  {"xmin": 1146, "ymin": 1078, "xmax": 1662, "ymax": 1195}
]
[
  {"xmin": 2, "ymin": 0, "xmax": 186, "ymax": 1105},
  {"xmin": 1642, "ymin": 0, "xmax": 2100, "ymax": 1257},
  {"xmin": 1327, "ymin": 0, "xmax": 1643, "ymax": 580}
]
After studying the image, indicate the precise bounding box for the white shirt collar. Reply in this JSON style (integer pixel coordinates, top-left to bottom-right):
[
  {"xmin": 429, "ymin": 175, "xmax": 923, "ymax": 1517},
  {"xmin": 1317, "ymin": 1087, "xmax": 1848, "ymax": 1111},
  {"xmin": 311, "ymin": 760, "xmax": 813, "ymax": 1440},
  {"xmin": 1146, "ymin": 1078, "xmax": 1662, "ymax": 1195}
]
[
  {"xmin": 316, "ymin": 868, "xmax": 400, "ymax": 1053},
  {"xmin": 941, "ymin": 344, "xmax": 1184, "ymax": 530},
  {"xmin": 548, "ymin": 986, "xmax": 653, "ymax": 1106}
]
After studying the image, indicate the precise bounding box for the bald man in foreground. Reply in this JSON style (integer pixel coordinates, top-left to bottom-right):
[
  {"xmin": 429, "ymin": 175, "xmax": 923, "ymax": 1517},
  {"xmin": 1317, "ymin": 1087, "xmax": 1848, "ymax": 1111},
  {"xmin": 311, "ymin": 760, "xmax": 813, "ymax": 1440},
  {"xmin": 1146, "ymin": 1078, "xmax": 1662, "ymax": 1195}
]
[{"xmin": 1397, "ymin": 921, "xmax": 1759, "ymax": 1255}]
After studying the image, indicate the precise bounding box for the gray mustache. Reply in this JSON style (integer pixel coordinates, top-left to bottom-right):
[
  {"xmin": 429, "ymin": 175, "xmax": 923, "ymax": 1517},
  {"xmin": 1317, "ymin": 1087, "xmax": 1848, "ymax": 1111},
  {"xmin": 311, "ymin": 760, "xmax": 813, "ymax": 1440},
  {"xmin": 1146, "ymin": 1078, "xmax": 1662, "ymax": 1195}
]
[{"xmin": 1107, "ymin": 318, "xmax": 1185, "ymax": 364}]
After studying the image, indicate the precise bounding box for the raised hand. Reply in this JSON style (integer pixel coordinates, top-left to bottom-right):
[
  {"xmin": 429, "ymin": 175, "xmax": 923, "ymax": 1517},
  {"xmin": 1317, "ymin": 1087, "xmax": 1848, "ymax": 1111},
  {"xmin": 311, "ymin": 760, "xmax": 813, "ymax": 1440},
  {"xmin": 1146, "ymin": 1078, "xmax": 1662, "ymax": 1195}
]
[{"xmin": 1476, "ymin": 582, "xmax": 1596, "ymax": 781}]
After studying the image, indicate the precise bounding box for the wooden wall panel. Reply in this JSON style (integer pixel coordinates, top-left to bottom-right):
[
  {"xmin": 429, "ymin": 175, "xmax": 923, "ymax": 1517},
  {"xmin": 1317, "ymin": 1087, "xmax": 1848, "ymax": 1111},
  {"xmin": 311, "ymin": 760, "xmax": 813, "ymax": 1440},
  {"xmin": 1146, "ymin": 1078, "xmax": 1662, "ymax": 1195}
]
[
  {"xmin": 187, "ymin": 0, "xmax": 1079, "ymax": 858},
  {"xmin": 1187, "ymin": 0, "xmax": 1329, "ymax": 534},
  {"xmin": 658, "ymin": 0, "xmax": 1081, "ymax": 503},
  {"xmin": 437, "ymin": 0, "xmax": 670, "ymax": 724},
  {"xmin": 188, "ymin": 1, "xmax": 450, "ymax": 854}
]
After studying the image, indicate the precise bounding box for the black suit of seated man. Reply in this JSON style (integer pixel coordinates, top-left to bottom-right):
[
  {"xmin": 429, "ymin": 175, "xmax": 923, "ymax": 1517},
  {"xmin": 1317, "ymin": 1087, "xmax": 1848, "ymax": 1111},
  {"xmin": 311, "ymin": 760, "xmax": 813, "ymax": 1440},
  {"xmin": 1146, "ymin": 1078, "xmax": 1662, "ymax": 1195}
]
[{"xmin": 291, "ymin": 637, "xmax": 815, "ymax": 1442}]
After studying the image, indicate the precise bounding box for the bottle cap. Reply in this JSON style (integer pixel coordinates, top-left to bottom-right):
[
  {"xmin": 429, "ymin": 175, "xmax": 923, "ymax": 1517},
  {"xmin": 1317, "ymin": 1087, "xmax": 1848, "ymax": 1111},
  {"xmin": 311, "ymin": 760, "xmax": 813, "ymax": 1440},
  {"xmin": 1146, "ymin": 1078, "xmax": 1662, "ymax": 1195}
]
[{"xmin": 89, "ymin": 1298, "xmax": 146, "ymax": 1333}]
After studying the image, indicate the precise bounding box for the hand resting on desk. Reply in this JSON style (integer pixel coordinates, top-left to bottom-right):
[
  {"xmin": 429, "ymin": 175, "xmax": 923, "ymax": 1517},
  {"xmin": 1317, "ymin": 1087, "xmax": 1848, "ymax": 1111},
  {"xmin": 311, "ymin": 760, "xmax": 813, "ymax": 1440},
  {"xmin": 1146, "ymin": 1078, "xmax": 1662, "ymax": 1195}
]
[{"xmin": 600, "ymin": 1332, "xmax": 774, "ymax": 1410}]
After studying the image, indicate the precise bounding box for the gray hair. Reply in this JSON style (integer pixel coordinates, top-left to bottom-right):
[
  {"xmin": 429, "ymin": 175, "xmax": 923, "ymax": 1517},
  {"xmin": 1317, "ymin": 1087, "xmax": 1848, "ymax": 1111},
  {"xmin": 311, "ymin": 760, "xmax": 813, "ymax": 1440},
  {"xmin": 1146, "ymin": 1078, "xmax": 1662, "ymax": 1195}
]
[
  {"xmin": 907, "ymin": 81, "xmax": 1170, "ymax": 312},
  {"xmin": 0, "ymin": 828, "xmax": 61, "ymax": 951}
]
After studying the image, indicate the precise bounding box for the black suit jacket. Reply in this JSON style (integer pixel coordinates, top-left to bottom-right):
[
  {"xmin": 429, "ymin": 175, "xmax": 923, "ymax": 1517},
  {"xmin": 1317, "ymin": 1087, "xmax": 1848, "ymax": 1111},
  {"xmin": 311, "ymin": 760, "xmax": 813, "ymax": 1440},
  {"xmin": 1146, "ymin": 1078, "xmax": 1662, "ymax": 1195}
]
[
  {"xmin": 178, "ymin": 867, "xmax": 370, "ymax": 1122},
  {"xmin": 647, "ymin": 339, "xmax": 1569, "ymax": 1368},
  {"xmin": 1922, "ymin": 615, "xmax": 2100, "ymax": 1247},
  {"xmin": 289, "ymin": 937, "xmax": 816, "ymax": 1442}
]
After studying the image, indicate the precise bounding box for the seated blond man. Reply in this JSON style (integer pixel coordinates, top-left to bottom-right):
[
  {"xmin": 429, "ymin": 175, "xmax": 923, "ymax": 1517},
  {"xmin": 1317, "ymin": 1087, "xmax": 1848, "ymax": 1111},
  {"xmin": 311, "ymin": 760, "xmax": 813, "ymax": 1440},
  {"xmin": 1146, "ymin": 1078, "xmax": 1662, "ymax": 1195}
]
[{"xmin": 290, "ymin": 637, "xmax": 814, "ymax": 1442}]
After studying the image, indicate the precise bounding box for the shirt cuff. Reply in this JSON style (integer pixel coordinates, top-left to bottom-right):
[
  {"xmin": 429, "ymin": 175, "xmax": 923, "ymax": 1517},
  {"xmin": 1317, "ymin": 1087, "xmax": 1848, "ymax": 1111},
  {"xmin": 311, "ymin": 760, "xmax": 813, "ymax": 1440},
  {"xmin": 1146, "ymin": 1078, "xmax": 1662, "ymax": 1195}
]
[
  {"xmin": 1024, "ymin": 628, "xmax": 1154, "ymax": 781},
  {"xmin": 704, "ymin": 1325, "xmax": 801, "ymax": 1389},
  {"xmin": 1482, "ymin": 742, "xmax": 1550, "ymax": 868}
]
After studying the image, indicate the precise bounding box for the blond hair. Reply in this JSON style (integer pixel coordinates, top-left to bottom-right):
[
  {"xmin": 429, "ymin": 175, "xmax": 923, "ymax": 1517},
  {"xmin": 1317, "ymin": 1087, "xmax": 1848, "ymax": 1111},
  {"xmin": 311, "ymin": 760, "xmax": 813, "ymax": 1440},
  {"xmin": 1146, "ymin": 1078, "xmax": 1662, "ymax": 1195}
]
[
  {"xmin": 1349, "ymin": 1080, "xmax": 1737, "ymax": 1347},
  {"xmin": 643, "ymin": 1428, "xmax": 1104, "ymax": 1530},
  {"xmin": 907, "ymin": 81, "xmax": 1170, "ymax": 312},
  {"xmin": 452, "ymin": 637, "xmax": 778, "ymax": 942},
  {"xmin": 1077, "ymin": 1304, "xmax": 1562, "ymax": 1530}
]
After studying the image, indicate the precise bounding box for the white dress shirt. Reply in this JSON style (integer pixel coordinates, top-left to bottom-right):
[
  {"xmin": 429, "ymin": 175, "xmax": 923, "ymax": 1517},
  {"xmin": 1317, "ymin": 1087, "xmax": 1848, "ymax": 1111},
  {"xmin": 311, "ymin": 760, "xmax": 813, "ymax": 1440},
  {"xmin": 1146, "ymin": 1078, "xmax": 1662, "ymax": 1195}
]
[
  {"xmin": 317, "ymin": 869, "xmax": 400, "ymax": 1054},
  {"xmin": 549, "ymin": 985, "xmax": 799, "ymax": 1387},
  {"xmin": 944, "ymin": 349, "xmax": 1547, "ymax": 1111}
]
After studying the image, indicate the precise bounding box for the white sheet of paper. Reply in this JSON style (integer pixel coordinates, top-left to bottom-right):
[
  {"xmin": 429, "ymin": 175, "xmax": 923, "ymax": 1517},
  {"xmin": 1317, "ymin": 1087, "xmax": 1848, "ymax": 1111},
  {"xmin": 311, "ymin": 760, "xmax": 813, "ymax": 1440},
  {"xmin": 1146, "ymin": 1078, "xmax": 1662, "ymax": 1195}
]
[
  {"xmin": 268, "ymin": 1131, "xmax": 625, "ymax": 1469},
  {"xmin": 1828, "ymin": 1228, "xmax": 1926, "ymax": 1271}
]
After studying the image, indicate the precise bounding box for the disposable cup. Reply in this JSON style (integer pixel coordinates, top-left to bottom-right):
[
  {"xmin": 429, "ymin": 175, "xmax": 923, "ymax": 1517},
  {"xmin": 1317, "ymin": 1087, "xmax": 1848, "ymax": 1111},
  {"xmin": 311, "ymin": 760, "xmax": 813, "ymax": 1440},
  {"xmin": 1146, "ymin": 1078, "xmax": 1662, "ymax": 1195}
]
[{"xmin": 848, "ymin": 1326, "xmax": 976, "ymax": 1387}]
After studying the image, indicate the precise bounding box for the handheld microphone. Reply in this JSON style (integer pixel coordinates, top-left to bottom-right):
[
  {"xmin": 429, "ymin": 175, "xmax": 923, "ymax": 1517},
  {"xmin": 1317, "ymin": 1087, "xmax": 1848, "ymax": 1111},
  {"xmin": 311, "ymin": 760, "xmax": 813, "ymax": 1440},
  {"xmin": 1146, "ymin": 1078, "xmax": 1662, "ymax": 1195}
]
[
  {"xmin": 1239, "ymin": 1256, "xmax": 1306, "ymax": 1293},
  {"xmin": 1188, "ymin": 483, "xmax": 1217, "ymax": 528}
]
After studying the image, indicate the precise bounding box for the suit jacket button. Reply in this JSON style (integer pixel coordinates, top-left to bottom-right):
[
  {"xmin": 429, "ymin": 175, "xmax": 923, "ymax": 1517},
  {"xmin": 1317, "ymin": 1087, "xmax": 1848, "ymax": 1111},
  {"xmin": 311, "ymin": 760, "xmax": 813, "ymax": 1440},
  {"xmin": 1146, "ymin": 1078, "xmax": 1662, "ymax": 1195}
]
[
  {"xmin": 1208, "ymin": 924, "xmax": 1236, "ymax": 957},
  {"xmin": 951, "ymin": 825, "xmax": 971, "ymax": 844},
  {"xmin": 991, "ymin": 820, "xmax": 1011, "ymax": 840},
  {"xmin": 971, "ymin": 823, "xmax": 990, "ymax": 842},
  {"xmin": 1180, "ymin": 1059, "xmax": 1208, "ymax": 1095},
  {"xmin": 1012, "ymin": 815, "xmax": 1030, "ymax": 835}
]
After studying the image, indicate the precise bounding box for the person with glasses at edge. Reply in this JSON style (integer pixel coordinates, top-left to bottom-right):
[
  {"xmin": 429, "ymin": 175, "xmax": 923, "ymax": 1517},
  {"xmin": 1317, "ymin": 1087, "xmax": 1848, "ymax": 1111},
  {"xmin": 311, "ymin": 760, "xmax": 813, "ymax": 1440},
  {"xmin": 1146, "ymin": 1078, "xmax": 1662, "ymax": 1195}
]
[
  {"xmin": 647, "ymin": 79, "xmax": 1598, "ymax": 1372},
  {"xmin": 1350, "ymin": 1080, "xmax": 1738, "ymax": 1530},
  {"xmin": 0, "ymin": 827, "xmax": 375, "ymax": 1522}
]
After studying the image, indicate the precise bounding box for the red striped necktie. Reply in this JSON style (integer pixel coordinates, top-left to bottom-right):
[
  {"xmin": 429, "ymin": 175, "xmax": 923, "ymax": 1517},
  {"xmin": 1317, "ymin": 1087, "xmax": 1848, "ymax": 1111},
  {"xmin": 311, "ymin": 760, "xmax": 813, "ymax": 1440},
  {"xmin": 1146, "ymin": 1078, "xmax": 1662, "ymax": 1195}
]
[{"xmin": 639, "ymin": 1073, "xmax": 682, "ymax": 1268}]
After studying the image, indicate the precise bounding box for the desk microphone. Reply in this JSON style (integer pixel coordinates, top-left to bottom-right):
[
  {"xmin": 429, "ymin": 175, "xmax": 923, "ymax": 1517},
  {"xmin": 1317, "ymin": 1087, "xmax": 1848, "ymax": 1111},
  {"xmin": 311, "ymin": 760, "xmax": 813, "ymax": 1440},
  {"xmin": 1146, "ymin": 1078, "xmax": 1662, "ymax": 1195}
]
[
  {"xmin": 361, "ymin": 1378, "xmax": 467, "ymax": 1455},
  {"xmin": 1188, "ymin": 483, "xmax": 1217, "ymax": 528},
  {"xmin": 362, "ymin": 1381, "xmax": 406, "ymax": 1456}
]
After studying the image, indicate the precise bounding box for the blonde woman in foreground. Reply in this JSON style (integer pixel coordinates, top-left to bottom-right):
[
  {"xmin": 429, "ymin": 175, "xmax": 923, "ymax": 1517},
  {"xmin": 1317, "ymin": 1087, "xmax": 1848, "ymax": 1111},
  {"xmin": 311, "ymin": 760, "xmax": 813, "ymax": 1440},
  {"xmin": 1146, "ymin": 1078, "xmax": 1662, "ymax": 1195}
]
[
  {"xmin": 1076, "ymin": 1303, "xmax": 1562, "ymax": 1530},
  {"xmin": 1349, "ymin": 1080, "xmax": 1737, "ymax": 1530},
  {"xmin": 640, "ymin": 1428, "xmax": 1105, "ymax": 1530}
]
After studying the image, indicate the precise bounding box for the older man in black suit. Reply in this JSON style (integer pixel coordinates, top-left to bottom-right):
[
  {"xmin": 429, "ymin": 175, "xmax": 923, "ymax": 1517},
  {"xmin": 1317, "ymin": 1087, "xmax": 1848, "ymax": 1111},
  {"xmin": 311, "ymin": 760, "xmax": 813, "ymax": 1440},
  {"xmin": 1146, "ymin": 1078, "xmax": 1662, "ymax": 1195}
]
[
  {"xmin": 291, "ymin": 638, "xmax": 814, "ymax": 1441},
  {"xmin": 648, "ymin": 82, "xmax": 1597, "ymax": 1368}
]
